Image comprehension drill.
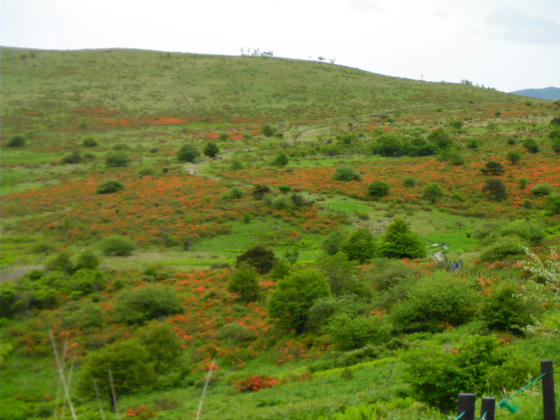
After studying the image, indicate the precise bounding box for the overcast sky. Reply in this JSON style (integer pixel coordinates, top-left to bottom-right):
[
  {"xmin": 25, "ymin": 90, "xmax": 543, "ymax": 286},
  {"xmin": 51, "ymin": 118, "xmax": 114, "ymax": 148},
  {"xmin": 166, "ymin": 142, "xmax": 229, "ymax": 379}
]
[{"xmin": 1, "ymin": 0, "xmax": 559, "ymax": 92}]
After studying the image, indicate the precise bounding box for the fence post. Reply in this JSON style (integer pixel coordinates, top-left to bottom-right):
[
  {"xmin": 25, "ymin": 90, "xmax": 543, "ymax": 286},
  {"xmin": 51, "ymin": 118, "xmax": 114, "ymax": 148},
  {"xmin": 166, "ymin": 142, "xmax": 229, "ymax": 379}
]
[
  {"xmin": 458, "ymin": 393, "xmax": 476, "ymax": 420},
  {"xmin": 541, "ymin": 360, "xmax": 557, "ymax": 420},
  {"xmin": 481, "ymin": 397, "xmax": 495, "ymax": 420}
]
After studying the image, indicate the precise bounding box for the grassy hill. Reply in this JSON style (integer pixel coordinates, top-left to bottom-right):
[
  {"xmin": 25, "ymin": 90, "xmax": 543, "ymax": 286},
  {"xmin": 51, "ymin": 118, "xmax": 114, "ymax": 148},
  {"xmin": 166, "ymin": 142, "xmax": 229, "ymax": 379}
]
[
  {"xmin": 1, "ymin": 47, "xmax": 559, "ymax": 420},
  {"xmin": 511, "ymin": 87, "xmax": 560, "ymax": 101}
]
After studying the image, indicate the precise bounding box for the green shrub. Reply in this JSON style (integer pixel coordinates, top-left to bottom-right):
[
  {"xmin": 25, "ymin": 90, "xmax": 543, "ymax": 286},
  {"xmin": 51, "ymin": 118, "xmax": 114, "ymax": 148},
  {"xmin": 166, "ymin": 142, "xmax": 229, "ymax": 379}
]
[
  {"xmin": 439, "ymin": 150, "xmax": 465, "ymax": 166},
  {"xmin": 100, "ymin": 235, "xmax": 136, "ymax": 256},
  {"xmin": 317, "ymin": 252, "xmax": 363, "ymax": 296},
  {"xmin": 523, "ymin": 138, "xmax": 539, "ymax": 153},
  {"xmin": 63, "ymin": 301, "xmax": 103, "ymax": 330},
  {"xmin": 82, "ymin": 137, "xmax": 97, "ymax": 147},
  {"xmin": 506, "ymin": 150, "xmax": 521, "ymax": 164},
  {"xmin": 272, "ymin": 152, "xmax": 289, "ymax": 167},
  {"xmin": 236, "ymin": 245, "xmax": 277, "ymax": 274},
  {"xmin": 46, "ymin": 252, "xmax": 74, "ymax": 274},
  {"xmin": 552, "ymin": 137, "xmax": 560, "ymax": 153},
  {"xmin": 7, "ymin": 135, "xmax": 25, "ymax": 147},
  {"xmin": 177, "ymin": 144, "xmax": 200, "ymax": 162},
  {"xmin": 139, "ymin": 167, "xmax": 155, "ymax": 176},
  {"xmin": 482, "ymin": 178, "xmax": 507, "ymax": 201},
  {"xmin": 262, "ymin": 125, "xmax": 275, "ymax": 137},
  {"xmin": 367, "ymin": 181, "xmax": 389, "ymax": 199},
  {"xmin": 373, "ymin": 134, "xmax": 405, "ymax": 157},
  {"xmin": 499, "ymin": 220, "xmax": 544, "ymax": 245},
  {"xmin": 271, "ymin": 195, "xmax": 292, "ymax": 210},
  {"xmin": 341, "ymin": 229, "xmax": 376, "ymax": 263},
  {"xmin": 545, "ymin": 193, "xmax": 560, "ymax": 215},
  {"xmin": 480, "ymin": 161, "xmax": 505, "ymax": 175},
  {"xmin": 467, "ymin": 138, "xmax": 480, "ymax": 149},
  {"xmin": 422, "ymin": 183, "xmax": 444, "ymax": 203},
  {"xmin": 267, "ymin": 269, "xmax": 331, "ymax": 333},
  {"xmin": 480, "ymin": 281, "xmax": 538, "ymax": 335},
  {"xmin": 203, "ymin": 142, "xmax": 219, "ymax": 158},
  {"xmin": 402, "ymin": 176, "xmax": 418, "ymax": 187},
  {"xmin": 479, "ymin": 235, "xmax": 525, "ymax": 262},
  {"xmin": 333, "ymin": 166, "xmax": 361, "ymax": 181},
  {"xmin": 391, "ymin": 272, "xmax": 476, "ymax": 333},
  {"xmin": 325, "ymin": 313, "xmax": 390, "ymax": 350},
  {"xmin": 218, "ymin": 322, "xmax": 257, "ymax": 343},
  {"xmin": 68, "ymin": 269, "xmax": 107, "ymax": 297},
  {"xmin": 228, "ymin": 265, "xmax": 259, "ymax": 302},
  {"xmin": 105, "ymin": 151, "xmax": 131, "ymax": 167},
  {"xmin": 223, "ymin": 187, "xmax": 244, "ymax": 199},
  {"xmin": 321, "ymin": 231, "xmax": 345, "ymax": 256},
  {"xmin": 379, "ymin": 218, "xmax": 425, "ymax": 259},
  {"xmin": 96, "ymin": 179, "xmax": 124, "ymax": 194},
  {"xmin": 270, "ymin": 259, "xmax": 291, "ymax": 279},
  {"xmin": 113, "ymin": 285, "xmax": 183, "ymax": 324},
  {"xmin": 78, "ymin": 339, "xmax": 156, "ymax": 404},
  {"xmin": 427, "ymin": 128, "xmax": 452, "ymax": 149},
  {"xmin": 229, "ymin": 159, "xmax": 244, "ymax": 170},
  {"xmin": 531, "ymin": 183, "xmax": 552, "ymax": 196},
  {"xmin": 62, "ymin": 151, "xmax": 82, "ymax": 164},
  {"xmin": 138, "ymin": 323, "xmax": 184, "ymax": 375},
  {"xmin": 75, "ymin": 250, "xmax": 100, "ymax": 270}
]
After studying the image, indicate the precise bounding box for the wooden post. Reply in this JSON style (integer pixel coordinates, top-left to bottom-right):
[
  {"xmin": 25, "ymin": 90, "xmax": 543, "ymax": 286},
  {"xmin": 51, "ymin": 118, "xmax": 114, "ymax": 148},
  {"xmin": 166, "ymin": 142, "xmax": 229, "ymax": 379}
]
[
  {"xmin": 481, "ymin": 397, "xmax": 495, "ymax": 420},
  {"xmin": 541, "ymin": 360, "xmax": 557, "ymax": 420},
  {"xmin": 458, "ymin": 393, "xmax": 476, "ymax": 420}
]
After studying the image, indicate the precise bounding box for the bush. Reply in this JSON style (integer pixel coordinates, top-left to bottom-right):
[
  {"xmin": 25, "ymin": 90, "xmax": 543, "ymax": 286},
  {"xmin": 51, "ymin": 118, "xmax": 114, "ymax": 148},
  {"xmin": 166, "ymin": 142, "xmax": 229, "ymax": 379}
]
[
  {"xmin": 218, "ymin": 322, "xmax": 256, "ymax": 343},
  {"xmin": 479, "ymin": 235, "xmax": 525, "ymax": 262},
  {"xmin": 317, "ymin": 252, "xmax": 361, "ymax": 296},
  {"xmin": 271, "ymin": 195, "xmax": 292, "ymax": 210},
  {"xmin": 228, "ymin": 265, "xmax": 259, "ymax": 302},
  {"xmin": 62, "ymin": 151, "xmax": 82, "ymax": 164},
  {"xmin": 321, "ymin": 231, "xmax": 346, "ymax": 256},
  {"xmin": 531, "ymin": 183, "xmax": 552, "ymax": 196},
  {"xmin": 46, "ymin": 252, "xmax": 74, "ymax": 274},
  {"xmin": 373, "ymin": 134, "xmax": 405, "ymax": 157},
  {"xmin": 333, "ymin": 166, "xmax": 361, "ymax": 181},
  {"xmin": 203, "ymin": 142, "xmax": 219, "ymax": 158},
  {"xmin": 63, "ymin": 301, "xmax": 103, "ymax": 330},
  {"xmin": 138, "ymin": 323, "xmax": 184, "ymax": 375},
  {"xmin": 422, "ymin": 183, "xmax": 444, "ymax": 203},
  {"xmin": 272, "ymin": 152, "xmax": 289, "ymax": 167},
  {"xmin": 252, "ymin": 184, "xmax": 270, "ymax": 200},
  {"xmin": 7, "ymin": 135, "xmax": 25, "ymax": 147},
  {"xmin": 480, "ymin": 281, "xmax": 537, "ymax": 335},
  {"xmin": 223, "ymin": 187, "xmax": 244, "ymax": 199},
  {"xmin": 96, "ymin": 179, "xmax": 124, "ymax": 194},
  {"xmin": 379, "ymin": 218, "xmax": 425, "ymax": 259},
  {"xmin": 341, "ymin": 229, "xmax": 376, "ymax": 263},
  {"xmin": 82, "ymin": 137, "xmax": 97, "ymax": 147},
  {"xmin": 439, "ymin": 150, "xmax": 465, "ymax": 166},
  {"xmin": 138, "ymin": 167, "xmax": 155, "ymax": 176},
  {"xmin": 523, "ymin": 138, "xmax": 539, "ymax": 153},
  {"xmin": 267, "ymin": 269, "xmax": 331, "ymax": 333},
  {"xmin": 105, "ymin": 151, "xmax": 131, "ymax": 167},
  {"xmin": 78, "ymin": 339, "xmax": 156, "ymax": 405},
  {"xmin": 177, "ymin": 144, "xmax": 200, "ymax": 162},
  {"xmin": 467, "ymin": 138, "xmax": 480, "ymax": 149},
  {"xmin": 100, "ymin": 235, "xmax": 136, "ymax": 256},
  {"xmin": 262, "ymin": 125, "xmax": 275, "ymax": 137},
  {"xmin": 391, "ymin": 272, "xmax": 476, "ymax": 333},
  {"xmin": 68, "ymin": 269, "xmax": 107, "ymax": 297},
  {"xmin": 113, "ymin": 284, "xmax": 183, "ymax": 324},
  {"xmin": 325, "ymin": 313, "xmax": 390, "ymax": 350},
  {"xmin": 427, "ymin": 128, "xmax": 452, "ymax": 149},
  {"xmin": 236, "ymin": 245, "xmax": 277, "ymax": 274},
  {"xmin": 480, "ymin": 161, "xmax": 505, "ymax": 176},
  {"xmin": 506, "ymin": 150, "xmax": 521, "ymax": 164},
  {"xmin": 552, "ymin": 137, "xmax": 560, "ymax": 154},
  {"xmin": 402, "ymin": 176, "xmax": 418, "ymax": 187},
  {"xmin": 545, "ymin": 193, "xmax": 560, "ymax": 215},
  {"xmin": 367, "ymin": 181, "xmax": 389, "ymax": 199},
  {"xmin": 482, "ymin": 179, "xmax": 507, "ymax": 201}
]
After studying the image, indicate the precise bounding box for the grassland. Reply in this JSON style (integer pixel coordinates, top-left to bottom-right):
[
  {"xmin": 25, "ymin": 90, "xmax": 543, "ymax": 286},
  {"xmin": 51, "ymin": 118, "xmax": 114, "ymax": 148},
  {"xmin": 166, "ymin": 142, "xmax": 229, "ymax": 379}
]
[{"xmin": 1, "ymin": 47, "xmax": 559, "ymax": 420}]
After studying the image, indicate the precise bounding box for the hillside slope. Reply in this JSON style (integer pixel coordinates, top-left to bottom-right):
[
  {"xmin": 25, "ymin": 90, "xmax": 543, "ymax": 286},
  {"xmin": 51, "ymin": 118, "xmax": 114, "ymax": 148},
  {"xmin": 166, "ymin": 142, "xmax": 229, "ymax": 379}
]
[{"xmin": 511, "ymin": 87, "xmax": 560, "ymax": 100}]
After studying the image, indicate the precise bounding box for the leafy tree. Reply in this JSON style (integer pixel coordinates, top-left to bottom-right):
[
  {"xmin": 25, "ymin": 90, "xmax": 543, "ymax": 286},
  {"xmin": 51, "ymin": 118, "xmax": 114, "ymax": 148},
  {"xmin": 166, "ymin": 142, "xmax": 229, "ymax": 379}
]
[
  {"xmin": 379, "ymin": 218, "xmax": 425, "ymax": 258},
  {"xmin": 113, "ymin": 285, "xmax": 183, "ymax": 324},
  {"xmin": 545, "ymin": 193, "xmax": 560, "ymax": 215},
  {"xmin": 252, "ymin": 184, "xmax": 270, "ymax": 200},
  {"xmin": 96, "ymin": 180, "xmax": 124, "ymax": 194},
  {"xmin": 341, "ymin": 229, "xmax": 376, "ymax": 263},
  {"xmin": 422, "ymin": 183, "xmax": 444, "ymax": 203},
  {"xmin": 177, "ymin": 144, "xmax": 200, "ymax": 162},
  {"xmin": 105, "ymin": 151, "xmax": 131, "ymax": 167},
  {"xmin": 272, "ymin": 152, "xmax": 289, "ymax": 167},
  {"xmin": 506, "ymin": 151, "xmax": 521, "ymax": 164},
  {"xmin": 317, "ymin": 252, "xmax": 358, "ymax": 296},
  {"xmin": 325, "ymin": 313, "xmax": 390, "ymax": 350},
  {"xmin": 236, "ymin": 245, "xmax": 277, "ymax": 274},
  {"xmin": 138, "ymin": 323, "xmax": 184, "ymax": 375},
  {"xmin": 427, "ymin": 128, "xmax": 452, "ymax": 149},
  {"xmin": 480, "ymin": 161, "xmax": 505, "ymax": 175},
  {"xmin": 367, "ymin": 181, "xmax": 389, "ymax": 200},
  {"xmin": 482, "ymin": 179, "xmax": 506, "ymax": 201},
  {"xmin": 203, "ymin": 142, "xmax": 219, "ymax": 158},
  {"xmin": 333, "ymin": 166, "xmax": 361, "ymax": 181},
  {"xmin": 74, "ymin": 250, "xmax": 99, "ymax": 270},
  {"xmin": 531, "ymin": 183, "xmax": 552, "ymax": 196},
  {"xmin": 262, "ymin": 125, "xmax": 275, "ymax": 137},
  {"xmin": 100, "ymin": 235, "xmax": 136, "ymax": 256},
  {"xmin": 373, "ymin": 134, "xmax": 404, "ymax": 157},
  {"xmin": 47, "ymin": 252, "xmax": 74, "ymax": 274},
  {"xmin": 267, "ymin": 269, "xmax": 331, "ymax": 333},
  {"xmin": 321, "ymin": 231, "xmax": 346, "ymax": 256},
  {"xmin": 62, "ymin": 151, "xmax": 82, "ymax": 164},
  {"xmin": 523, "ymin": 138, "xmax": 539, "ymax": 153},
  {"xmin": 402, "ymin": 176, "xmax": 418, "ymax": 187},
  {"xmin": 78, "ymin": 339, "xmax": 156, "ymax": 408},
  {"xmin": 228, "ymin": 264, "xmax": 259, "ymax": 301}
]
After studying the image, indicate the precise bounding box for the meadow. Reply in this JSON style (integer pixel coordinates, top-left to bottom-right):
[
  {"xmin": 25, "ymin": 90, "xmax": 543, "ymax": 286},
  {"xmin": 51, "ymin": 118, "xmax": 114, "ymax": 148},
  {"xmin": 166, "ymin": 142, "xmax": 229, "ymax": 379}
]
[{"xmin": 1, "ymin": 47, "xmax": 559, "ymax": 419}]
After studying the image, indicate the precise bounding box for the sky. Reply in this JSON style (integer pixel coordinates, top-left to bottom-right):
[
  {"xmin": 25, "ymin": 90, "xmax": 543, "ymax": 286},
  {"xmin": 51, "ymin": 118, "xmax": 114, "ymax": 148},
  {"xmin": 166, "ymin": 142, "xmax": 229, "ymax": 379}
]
[{"xmin": 1, "ymin": 0, "xmax": 559, "ymax": 92}]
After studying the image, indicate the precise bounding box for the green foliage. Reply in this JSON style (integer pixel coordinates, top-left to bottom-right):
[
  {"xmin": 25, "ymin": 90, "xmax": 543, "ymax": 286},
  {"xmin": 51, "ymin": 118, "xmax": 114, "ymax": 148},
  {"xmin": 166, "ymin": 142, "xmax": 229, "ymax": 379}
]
[
  {"xmin": 480, "ymin": 280, "xmax": 538, "ymax": 335},
  {"xmin": 75, "ymin": 250, "xmax": 100, "ymax": 270},
  {"xmin": 270, "ymin": 259, "xmax": 291, "ymax": 279},
  {"xmin": 422, "ymin": 183, "xmax": 444, "ymax": 203},
  {"xmin": 271, "ymin": 195, "xmax": 292, "ymax": 210},
  {"xmin": 68, "ymin": 269, "xmax": 107, "ymax": 297},
  {"xmin": 551, "ymin": 136, "xmax": 560, "ymax": 153},
  {"xmin": 229, "ymin": 158, "xmax": 244, "ymax": 170},
  {"xmin": 379, "ymin": 218, "xmax": 425, "ymax": 259},
  {"xmin": 333, "ymin": 166, "xmax": 361, "ymax": 181},
  {"xmin": 325, "ymin": 313, "xmax": 390, "ymax": 350},
  {"xmin": 100, "ymin": 235, "xmax": 136, "ymax": 256},
  {"xmin": 7, "ymin": 135, "xmax": 25, "ymax": 147},
  {"xmin": 530, "ymin": 183, "xmax": 552, "ymax": 196},
  {"xmin": 428, "ymin": 128, "xmax": 452, "ymax": 149},
  {"xmin": 367, "ymin": 181, "xmax": 389, "ymax": 199},
  {"xmin": 321, "ymin": 231, "xmax": 346, "ymax": 256},
  {"xmin": 391, "ymin": 272, "xmax": 476, "ymax": 333},
  {"xmin": 506, "ymin": 150, "xmax": 521, "ymax": 164},
  {"xmin": 479, "ymin": 235, "xmax": 525, "ymax": 262},
  {"xmin": 177, "ymin": 144, "xmax": 200, "ymax": 162},
  {"xmin": 262, "ymin": 125, "xmax": 275, "ymax": 137},
  {"xmin": 373, "ymin": 134, "xmax": 405, "ymax": 157},
  {"xmin": 96, "ymin": 179, "xmax": 124, "ymax": 194},
  {"xmin": 105, "ymin": 151, "xmax": 131, "ymax": 167},
  {"xmin": 439, "ymin": 150, "xmax": 465, "ymax": 166},
  {"xmin": 480, "ymin": 161, "xmax": 505, "ymax": 175},
  {"xmin": 236, "ymin": 245, "xmax": 277, "ymax": 274},
  {"xmin": 218, "ymin": 322, "xmax": 257, "ymax": 344},
  {"xmin": 545, "ymin": 193, "xmax": 560, "ymax": 215},
  {"xmin": 482, "ymin": 178, "xmax": 507, "ymax": 201},
  {"xmin": 46, "ymin": 252, "xmax": 73, "ymax": 274},
  {"xmin": 342, "ymin": 229, "xmax": 376, "ymax": 263},
  {"xmin": 137, "ymin": 323, "xmax": 184, "ymax": 375},
  {"xmin": 203, "ymin": 142, "xmax": 219, "ymax": 158},
  {"xmin": 252, "ymin": 184, "xmax": 271, "ymax": 200},
  {"xmin": 61, "ymin": 151, "xmax": 82, "ymax": 164},
  {"xmin": 228, "ymin": 264, "xmax": 259, "ymax": 302},
  {"xmin": 78, "ymin": 339, "xmax": 156, "ymax": 403},
  {"xmin": 402, "ymin": 176, "xmax": 418, "ymax": 187},
  {"xmin": 523, "ymin": 138, "xmax": 539, "ymax": 153},
  {"xmin": 113, "ymin": 284, "xmax": 183, "ymax": 324},
  {"xmin": 63, "ymin": 301, "xmax": 103, "ymax": 330},
  {"xmin": 272, "ymin": 152, "xmax": 289, "ymax": 167},
  {"xmin": 82, "ymin": 137, "xmax": 97, "ymax": 147},
  {"xmin": 317, "ymin": 252, "xmax": 364, "ymax": 296},
  {"xmin": 467, "ymin": 138, "xmax": 480, "ymax": 149},
  {"xmin": 267, "ymin": 269, "xmax": 331, "ymax": 333}
]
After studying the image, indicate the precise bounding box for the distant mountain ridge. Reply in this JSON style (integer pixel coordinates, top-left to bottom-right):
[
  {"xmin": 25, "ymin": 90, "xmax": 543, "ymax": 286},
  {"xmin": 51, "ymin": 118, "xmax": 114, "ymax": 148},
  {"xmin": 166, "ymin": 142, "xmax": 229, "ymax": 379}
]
[{"xmin": 510, "ymin": 87, "xmax": 560, "ymax": 100}]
